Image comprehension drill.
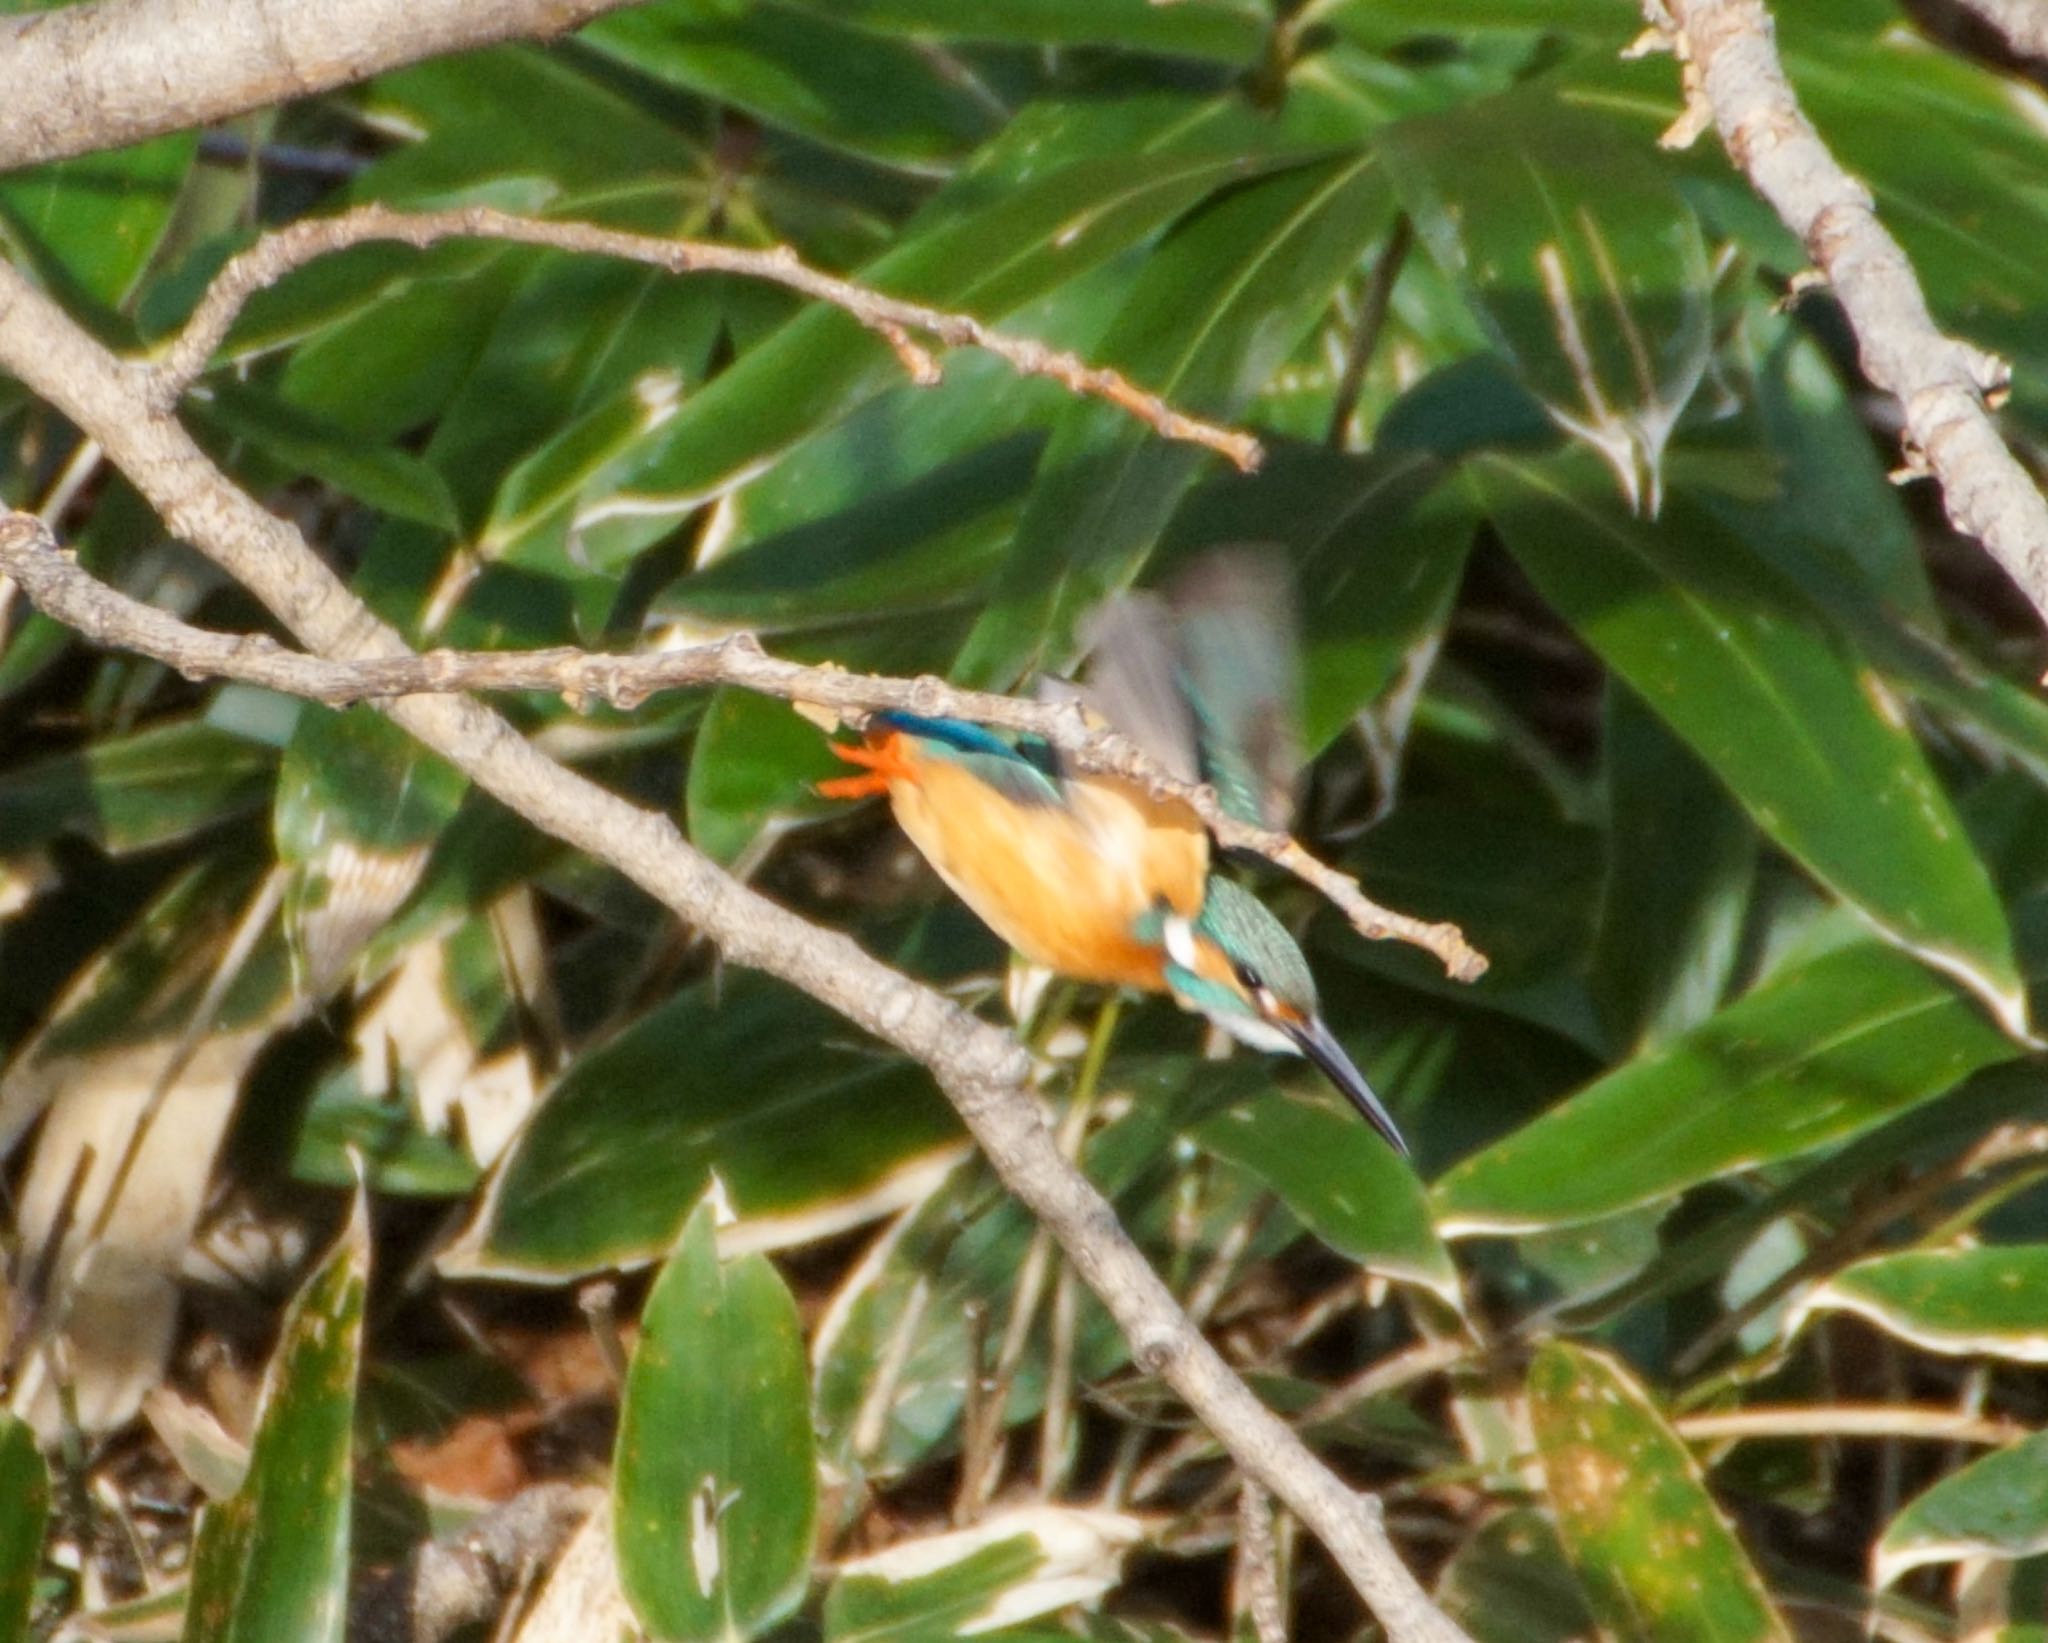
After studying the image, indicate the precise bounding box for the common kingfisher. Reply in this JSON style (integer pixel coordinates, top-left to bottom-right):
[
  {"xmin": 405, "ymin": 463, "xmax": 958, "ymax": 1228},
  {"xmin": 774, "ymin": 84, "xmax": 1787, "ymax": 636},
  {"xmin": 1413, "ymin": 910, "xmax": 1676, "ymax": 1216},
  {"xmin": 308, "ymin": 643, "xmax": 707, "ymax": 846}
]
[{"xmin": 820, "ymin": 552, "xmax": 1407, "ymax": 1157}]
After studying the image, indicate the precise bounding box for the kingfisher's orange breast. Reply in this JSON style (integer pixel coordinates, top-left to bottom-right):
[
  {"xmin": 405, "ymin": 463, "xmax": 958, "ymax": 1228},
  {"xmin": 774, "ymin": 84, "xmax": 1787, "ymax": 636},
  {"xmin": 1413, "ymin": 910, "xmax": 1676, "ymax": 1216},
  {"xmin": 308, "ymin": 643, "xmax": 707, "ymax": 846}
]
[{"xmin": 876, "ymin": 733, "xmax": 1205, "ymax": 990}]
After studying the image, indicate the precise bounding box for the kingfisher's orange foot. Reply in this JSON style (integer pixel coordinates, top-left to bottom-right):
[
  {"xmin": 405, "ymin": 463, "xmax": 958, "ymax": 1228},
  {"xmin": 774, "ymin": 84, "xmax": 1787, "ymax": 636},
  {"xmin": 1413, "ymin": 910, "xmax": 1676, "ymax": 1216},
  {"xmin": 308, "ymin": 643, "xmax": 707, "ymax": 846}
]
[
  {"xmin": 817, "ymin": 736, "xmax": 912, "ymax": 801},
  {"xmin": 817, "ymin": 771, "xmax": 890, "ymax": 799}
]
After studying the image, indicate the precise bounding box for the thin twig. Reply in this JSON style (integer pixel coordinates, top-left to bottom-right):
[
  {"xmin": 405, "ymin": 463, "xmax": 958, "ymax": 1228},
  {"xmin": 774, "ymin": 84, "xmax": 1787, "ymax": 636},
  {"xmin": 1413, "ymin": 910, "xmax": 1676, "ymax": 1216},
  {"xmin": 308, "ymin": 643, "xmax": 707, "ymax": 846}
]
[
  {"xmin": 1234, "ymin": 1481, "xmax": 1291, "ymax": 1643},
  {"xmin": 0, "ymin": 247, "xmax": 1476, "ymax": 1643},
  {"xmin": 1325, "ymin": 215, "xmax": 1412, "ymax": 449},
  {"xmin": 1638, "ymin": 0, "xmax": 2048, "ymax": 637},
  {"xmin": 147, "ymin": 203, "xmax": 1263, "ymax": 472},
  {"xmin": 0, "ymin": 514, "xmax": 1484, "ymax": 981}
]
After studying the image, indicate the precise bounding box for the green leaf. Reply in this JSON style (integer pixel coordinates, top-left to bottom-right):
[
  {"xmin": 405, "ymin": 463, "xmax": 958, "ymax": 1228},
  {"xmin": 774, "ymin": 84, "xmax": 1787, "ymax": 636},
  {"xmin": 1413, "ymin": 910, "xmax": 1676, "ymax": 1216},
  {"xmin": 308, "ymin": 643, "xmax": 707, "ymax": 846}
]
[
  {"xmin": 957, "ymin": 152, "xmax": 1397, "ymax": 684},
  {"xmin": 614, "ymin": 1198, "xmax": 817, "ymax": 1642},
  {"xmin": 1191, "ymin": 1091, "xmax": 1460, "ymax": 1308},
  {"xmin": 685, "ymin": 688, "xmax": 846, "ymax": 867},
  {"xmin": 0, "ymin": 132, "xmax": 195, "ymax": 310},
  {"xmin": 0, "ymin": 719, "xmax": 275, "ymax": 856},
  {"xmin": 1529, "ymin": 1342, "xmax": 1792, "ymax": 1643},
  {"xmin": 181, "ymin": 1197, "xmax": 368, "ymax": 1643},
  {"xmin": 583, "ymin": 2, "xmax": 1000, "ymax": 170},
  {"xmin": 1433, "ymin": 938, "xmax": 2019, "ymax": 1234},
  {"xmin": 1793, "ymin": 1247, "xmax": 2048, "ymax": 1363},
  {"xmin": 823, "ymin": 1509, "xmax": 1143, "ymax": 1642},
  {"xmin": 275, "ymin": 707, "xmax": 467, "ymax": 861},
  {"xmin": 1591, "ymin": 683, "xmax": 1755, "ymax": 1052},
  {"xmin": 290, "ymin": 1064, "xmax": 482, "ymax": 1198},
  {"xmin": 1481, "ymin": 453, "xmax": 2026, "ymax": 1036},
  {"xmin": 660, "ymin": 432, "xmax": 1039, "ymax": 637},
  {"xmin": 512, "ymin": 104, "xmax": 1308, "ymax": 572},
  {"xmin": 0, "ymin": 1414, "xmax": 48, "ymax": 1643},
  {"xmin": 1876, "ymin": 1431, "xmax": 2048, "ymax": 1587},
  {"xmin": 192, "ymin": 382, "xmax": 460, "ymax": 530},
  {"xmin": 1435, "ymin": 1507, "xmax": 1596, "ymax": 1643},
  {"xmin": 1159, "ymin": 441, "xmax": 1471, "ymax": 752},
  {"xmin": 444, "ymin": 979, "xmax": 965, "ymax": 1279},
  {"xmin": 1382, "ymin": 87, "xmax": 1711, "ymax": 508},
  {"xmin": 801, "ymin": 0, "xmax": 1261, "ymax": 57}
]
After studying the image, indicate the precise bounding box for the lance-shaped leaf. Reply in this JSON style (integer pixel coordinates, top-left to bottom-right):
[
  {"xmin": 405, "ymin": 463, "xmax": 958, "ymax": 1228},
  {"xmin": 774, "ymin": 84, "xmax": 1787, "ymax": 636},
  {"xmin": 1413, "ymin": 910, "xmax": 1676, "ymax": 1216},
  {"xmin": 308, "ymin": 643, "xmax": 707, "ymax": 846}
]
[
  {"xmin": 0, "ymin": 1413, "xmax": 47, "ymax": 1643},
  {"xmin": 1382, "ymin": 88, "xmax": 1710, "ymax": 510},
  {"xmin": 1592, "ymin": 683, "xmax": 1755, "ymax": 1052},
  {"xmin": 614, "ymin": 1197, "xmax": 817, "ymax": 1642},
  {"xmin": 484, "ymin": 102, "xmax": 1304, "ymax": 571},
  {"xmin": 442, "ymin": 978, "xmax": 964, "ymax": 1280},
  {"xmin": 1433, "ymin": 938, "xmax": 2018, "ymax": 1235},
  {"xmin": 957, "ymin": 152, "xmax": 1397, "ymax": 684},
  {"xmin": 0, "ymin": 131, "xmax": 196, "ymax": 311},
  {"xmin": 0, "ymin": 719, "xmax": 276, "ymax": 857},
  {"xmin": 1792, "ymin": 1247, "xmax": 2048, "ymax": 1363},
  {"xmin": 1192, "ymin": 1091, "xmax": 1460, "ymax": 1309},
  {"xmin": 275, "ymin": 706, "xmax": 467, "ymax": 994},
  {"xmin": 823, "ymin": 1508, "xmax": 1144, "ymax": 1642},
  {"xmin": 1530, "ymin": 1342, "xmax": 1792, "ymax": 1643},
  {"xmin": 1479, "ymin": 453, "xmax": 2025, "ymax": 1036},
  {"xmin": 1875, "ymin": 1431, "xmax": 2048, "ymax": 1587},
  {"xmin": 181, "ymin": 1196, "xmax": 368, "ymax": 1643}
]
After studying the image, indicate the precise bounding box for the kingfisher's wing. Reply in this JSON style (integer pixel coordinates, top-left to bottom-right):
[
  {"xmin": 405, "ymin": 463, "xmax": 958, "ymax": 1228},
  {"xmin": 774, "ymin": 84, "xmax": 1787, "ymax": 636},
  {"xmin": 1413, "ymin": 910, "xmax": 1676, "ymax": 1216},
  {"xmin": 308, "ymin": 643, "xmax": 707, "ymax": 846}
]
[
  {"xmin": 1169, "ymin": 548, "xmax": 1303, "ymax": 832},
  {"xmin": 1070, "ymin": 591, "xmax": 1200, "ymax": 784},
  {"xmin": 874, "ymin": 711, "xmax": 1064, "ymax": 810}
]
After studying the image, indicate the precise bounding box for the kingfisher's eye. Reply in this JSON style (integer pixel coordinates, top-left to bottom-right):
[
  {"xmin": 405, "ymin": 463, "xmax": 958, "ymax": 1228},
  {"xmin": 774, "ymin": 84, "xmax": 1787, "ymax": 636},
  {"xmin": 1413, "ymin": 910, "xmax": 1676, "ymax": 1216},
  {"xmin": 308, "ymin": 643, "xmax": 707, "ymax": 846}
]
[{"xmin": 1236, "ymin": 962, "xmax": 1264, "ymax": 991}]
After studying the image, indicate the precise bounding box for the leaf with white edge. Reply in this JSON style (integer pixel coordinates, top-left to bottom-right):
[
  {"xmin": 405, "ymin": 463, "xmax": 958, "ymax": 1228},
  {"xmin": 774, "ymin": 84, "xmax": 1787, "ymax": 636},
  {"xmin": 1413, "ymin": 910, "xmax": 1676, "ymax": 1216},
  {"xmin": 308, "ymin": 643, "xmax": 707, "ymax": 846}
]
[
  {"xmin": 824, "ymin": 1508, "xmax": 1144, "ymax": 1642},
  {"xmin": 0, "ymin": 1412, "xmax": 48, "ymax": 1643},
  {"xmin": 614, "ymin": 1197, "xmax": 817, "ymax": 1643},
  {"xmin": 1480, "ymin": 452, "xmax": 2027, "ymax": 1037},
  {"xmin": 1433, "ymin": 938, "xmax": 2018, "ymax": 1235},
  {"xmin": 1382, "ymin": 87, "xmax": 1710, "ymax": 510},
  {"xmin": 1875, "ymin": 1431, "xmax": 2048, "ymax": 1587},
  {"xmin": 1530, "ymin": 1342, "xmax": 1792, "ymax": 1643},
  {"xmin": 1792, "ymin": 1247, "xmax": 2048, "ymax": 1363},
  {"xmin": 1191, "ymin": 1091, "xmax": 1460, "ymax": 1309},
  {"xmin": 443, "ymin": 978, "xmax": 964, "ymax": 1280},
  {"xmin": 181, "ymin": 1195, "xmax": 368, "ymax": 1643}
]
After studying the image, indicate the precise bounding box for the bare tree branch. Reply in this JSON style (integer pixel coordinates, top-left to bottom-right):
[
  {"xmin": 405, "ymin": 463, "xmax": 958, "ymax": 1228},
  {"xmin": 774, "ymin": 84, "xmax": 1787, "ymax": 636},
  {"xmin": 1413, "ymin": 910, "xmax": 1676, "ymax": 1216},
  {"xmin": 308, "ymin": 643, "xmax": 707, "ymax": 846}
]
[
  {"xmin": 0, "ymin": 0, "xmax": 644, "ymax": 174},
  {"xmin": 146, "ymin": 204, "xmax": 1264, "ymax": 471},
  {"xmin": 349, "ymin": 1483, "xmax": 600, "ymax": 1643},
  {"xmin": 0, "ymin": 256, "xmax": 1475, "ymax": 1643},
  {"xmin": 1942, "ymin": 0, "xmax": 2048, "ymax": 62},
  {"xmin": 1639, "ymin": 0, "xmax": 2048, "ymax": 639},
  {"xmin": 0, "ymin": 515, "xmax": 1481, "ymax": 980}
]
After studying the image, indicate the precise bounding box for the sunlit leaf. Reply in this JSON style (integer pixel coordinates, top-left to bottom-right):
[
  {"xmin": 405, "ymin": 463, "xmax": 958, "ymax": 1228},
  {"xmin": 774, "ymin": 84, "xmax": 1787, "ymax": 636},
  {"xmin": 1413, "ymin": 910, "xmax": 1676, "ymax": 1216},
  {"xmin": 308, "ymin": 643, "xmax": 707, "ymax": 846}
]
[
  {"xmin": 1530, "ymin": 1342, "xmax": 1792, "ymax": 1643},
  {"xmin": 1876, "ymin": 1431, "xmax": 2048, "ymax": 1587},
  {"xmin": 1481, "ymin": 452, "xmax": 2026, "ymax": 1035},
  {"xmin": 0, "ymin": 1413, "xmax": 47, "ymax": 1643},
  {"xmin": 957, "ymin": 152, "xmax": 1397, "ymax": 683},
  {"xmin": 1192, "ymin": 1091, "xmax": 1460, "ymax": 1307},
  {"xmin": 614, "ymin": 1198, "xmax": 817, "ymax": 1642},
  {"xmin": 444, "ymin": 979, "xmax": 964, "ymax": 1279},
  {"xmin": 1383, "ymin": 88, "xmax": 1711, "ymax": 509},
  {"xmin": 1434, "ymin": 938, "xmax": 2018, "ymax": 1235},
  {"xmin": 0, "ymin": 719, "xmax": 274, "ymax": 856},
  {"xmin": 1793, "ymin": 1246, "xmax": 2048, "ymax": 1363},
  {"xmin": 181, "ymin": 1197, "xmax": 368, "ymax": 1643},
  {"xmin": 824, "ymin": 1509, "xmax": 1143, "ymax": 1641}
]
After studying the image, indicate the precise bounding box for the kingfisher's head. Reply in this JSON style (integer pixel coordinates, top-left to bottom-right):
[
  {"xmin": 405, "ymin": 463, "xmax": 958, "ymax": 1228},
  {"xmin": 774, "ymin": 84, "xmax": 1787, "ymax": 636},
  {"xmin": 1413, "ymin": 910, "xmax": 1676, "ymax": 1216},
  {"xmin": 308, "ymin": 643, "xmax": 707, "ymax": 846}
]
[{"xmin": 1140, "ymin": 878, "xmax": 1408, "ymax": 1157}]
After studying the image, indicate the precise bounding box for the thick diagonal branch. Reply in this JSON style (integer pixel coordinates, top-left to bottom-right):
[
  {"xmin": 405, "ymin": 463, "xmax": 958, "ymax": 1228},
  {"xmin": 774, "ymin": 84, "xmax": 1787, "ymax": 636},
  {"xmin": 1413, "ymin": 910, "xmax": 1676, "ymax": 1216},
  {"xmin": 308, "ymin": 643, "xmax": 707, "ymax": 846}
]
[
  {"xmin": 1643, "ymin": 0, "xmax": 2048, "ymax": 635},
  {"xmin": 0, "ymin": 258, "xmax": 1472, "ymax": 1643},
  {"xmin": 0, "ymin": 0, "xmax": 643, "ymax": 174}
]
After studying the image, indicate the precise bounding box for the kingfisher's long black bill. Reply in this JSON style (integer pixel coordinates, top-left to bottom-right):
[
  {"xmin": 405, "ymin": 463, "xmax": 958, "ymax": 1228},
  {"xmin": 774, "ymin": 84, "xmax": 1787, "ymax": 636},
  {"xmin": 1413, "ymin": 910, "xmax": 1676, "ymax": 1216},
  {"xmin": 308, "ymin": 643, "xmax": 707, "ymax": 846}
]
[{"xmin": 1287, "ymin": 1016, "xmax": 1411, "ymax": 1159}]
